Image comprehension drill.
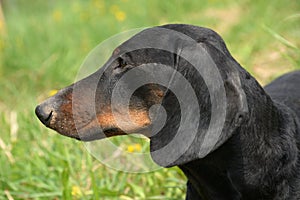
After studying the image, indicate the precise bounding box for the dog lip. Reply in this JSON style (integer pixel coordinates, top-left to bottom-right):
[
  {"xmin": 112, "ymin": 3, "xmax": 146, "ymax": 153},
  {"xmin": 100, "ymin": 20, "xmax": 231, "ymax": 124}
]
[
  {"xmin": 103, "ymin": 127, "xmax": 123, "ymax": 135},
  {"xmin": 73, "ymin": 126, "xmax": 126, "ymax": 141}
]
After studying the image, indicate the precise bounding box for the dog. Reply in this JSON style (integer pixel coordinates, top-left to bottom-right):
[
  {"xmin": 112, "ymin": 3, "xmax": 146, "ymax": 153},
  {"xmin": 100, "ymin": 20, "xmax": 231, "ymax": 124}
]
[{"xmin": 35, "ymin": 24, "xmax": 300, "ymax": 199}]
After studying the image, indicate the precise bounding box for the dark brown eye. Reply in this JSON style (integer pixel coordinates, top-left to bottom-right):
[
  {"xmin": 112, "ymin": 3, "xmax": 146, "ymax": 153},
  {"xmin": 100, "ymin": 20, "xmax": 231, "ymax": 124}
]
[{"xmin": 118, "ymin": 58, "xmax": 127, "ymax": 68}]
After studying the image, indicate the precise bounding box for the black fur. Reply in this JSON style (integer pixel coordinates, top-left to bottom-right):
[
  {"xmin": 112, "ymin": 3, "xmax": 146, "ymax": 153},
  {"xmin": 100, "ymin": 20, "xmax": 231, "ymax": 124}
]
[{"xmin": 36, "ymin": 24, "xmax": 300, "ymax": 199}]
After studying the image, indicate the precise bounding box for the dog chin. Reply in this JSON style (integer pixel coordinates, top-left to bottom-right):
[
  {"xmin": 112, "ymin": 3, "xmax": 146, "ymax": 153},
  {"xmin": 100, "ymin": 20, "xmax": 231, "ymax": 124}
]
[{"xmin": 61, "ymin": 127, "xmax": 128, "ymax": 141}]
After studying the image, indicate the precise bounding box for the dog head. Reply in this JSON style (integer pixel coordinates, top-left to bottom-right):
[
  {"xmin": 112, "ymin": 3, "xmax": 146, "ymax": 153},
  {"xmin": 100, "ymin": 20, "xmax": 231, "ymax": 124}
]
[{"xmin": 36, "ymin": 24, "xmax": 249, "ymax": 167}]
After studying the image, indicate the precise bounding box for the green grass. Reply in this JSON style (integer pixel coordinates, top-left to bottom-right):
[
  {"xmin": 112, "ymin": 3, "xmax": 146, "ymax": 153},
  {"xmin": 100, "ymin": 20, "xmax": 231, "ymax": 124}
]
[{"xmin": 0, "ymin": 0, "xmax": 299, "ymax": 199}]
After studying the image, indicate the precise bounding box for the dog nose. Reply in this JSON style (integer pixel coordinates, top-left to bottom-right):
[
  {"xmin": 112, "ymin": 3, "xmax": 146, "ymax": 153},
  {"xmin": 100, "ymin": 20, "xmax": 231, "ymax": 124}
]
[{"xmin": 35, "ymin": 105, "xmax": 53, "ymax": 126}]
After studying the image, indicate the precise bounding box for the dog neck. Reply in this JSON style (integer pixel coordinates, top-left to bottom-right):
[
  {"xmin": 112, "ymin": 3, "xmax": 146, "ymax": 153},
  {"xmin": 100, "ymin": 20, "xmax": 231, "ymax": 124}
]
[
  {"xmin": 179, "ymin": 81, "xmax": 300, "ymax": 199},
  {"xmin": 179, "ymin": 136, "xmax": 244, "ymax": 199}
]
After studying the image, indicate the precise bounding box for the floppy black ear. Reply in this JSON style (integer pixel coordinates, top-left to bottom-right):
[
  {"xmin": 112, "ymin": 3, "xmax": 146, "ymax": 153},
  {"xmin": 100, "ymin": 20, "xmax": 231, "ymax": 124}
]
[
  {"xmin": 149, "ymin": 40, "xmax": 249, "ymax": 167},
  {"xmin": 213, "ymin": 63, "xmax": 249, "ymax": 149}
]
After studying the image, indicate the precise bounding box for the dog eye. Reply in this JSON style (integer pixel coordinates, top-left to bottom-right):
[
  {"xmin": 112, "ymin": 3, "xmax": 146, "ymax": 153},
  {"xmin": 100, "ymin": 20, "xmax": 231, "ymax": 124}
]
[{"xmin": 117, "ymin": 58, "xmax": 127, "ymax": 69}]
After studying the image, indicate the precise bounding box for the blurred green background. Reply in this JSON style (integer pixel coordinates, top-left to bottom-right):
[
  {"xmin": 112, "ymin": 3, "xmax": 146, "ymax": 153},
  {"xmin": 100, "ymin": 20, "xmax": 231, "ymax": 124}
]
[{"xmin": 0, "ymin": 0, "xmax": 299, "ymax": 199}]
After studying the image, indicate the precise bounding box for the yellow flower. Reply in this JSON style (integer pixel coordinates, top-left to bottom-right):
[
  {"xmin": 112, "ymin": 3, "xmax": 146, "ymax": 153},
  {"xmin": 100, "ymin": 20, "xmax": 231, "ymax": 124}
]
[
  {"xmin": 134, "ymin": 143, "xmax": 142, "ymax": 151},
  {"xmin": 71, "ymin": 186, "xmax": 82, "ymax": 197},
  {"xmin": 127, "ymin": 144, "xmax": 142, "ymax": 152},
  {"xmin": 110, "ymin": 5, "xmax": 126, "ymax": 22},
  {"xmin": 115, "ymin": 10, "xmax": 126, "ymax": 22},
  {"xmin": 52, "ymin": 10, "xmax": 62, "ymax": 22},
  {"xmin": 127, "ymin": 145, "xmax": 135, "ymax": 153},
  {"xmin": 48, "ymin": 89, "xmax": 58, "ymax": 97}
]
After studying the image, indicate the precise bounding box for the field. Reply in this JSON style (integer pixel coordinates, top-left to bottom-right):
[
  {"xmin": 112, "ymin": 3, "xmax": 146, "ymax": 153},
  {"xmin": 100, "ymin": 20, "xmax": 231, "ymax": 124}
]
[{"xmin": 0, "ymin": 0, "xmax": 299, "ymax": 199}]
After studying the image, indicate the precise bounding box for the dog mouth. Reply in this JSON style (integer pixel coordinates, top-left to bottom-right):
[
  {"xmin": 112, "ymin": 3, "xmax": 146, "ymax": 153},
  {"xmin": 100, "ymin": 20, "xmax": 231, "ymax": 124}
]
[
  {"xmin": 103, "ymin": 128, "xmax": 127, "ymax": 136},
  {"xmin": 69, "ymin": 109, "xmax": 152, "ymax": 141},
  {"xmin": 66, "ymin": 122, "xmax": 128, "ymax": 141},
  {"xmin": 68, "ymin": 116, "xmax": 152, "ymax": 141},
  {"xmin": 36, "ymin": 92, "xmax": 152, "ymax": 141}
]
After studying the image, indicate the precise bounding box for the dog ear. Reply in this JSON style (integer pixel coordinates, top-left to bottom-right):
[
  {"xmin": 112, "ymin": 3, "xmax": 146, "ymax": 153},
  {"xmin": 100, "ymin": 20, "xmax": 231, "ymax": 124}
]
[
  {"xmin": 224, "ymin": 70, "xmax": 249, "ymax": 127},
  {"xmin": 213, "ymin": 64, "xmax": 249, "ymax": 149},
  {"xmin": 149, "ymin": 41, "xmax": 249, "ymax": 167}
]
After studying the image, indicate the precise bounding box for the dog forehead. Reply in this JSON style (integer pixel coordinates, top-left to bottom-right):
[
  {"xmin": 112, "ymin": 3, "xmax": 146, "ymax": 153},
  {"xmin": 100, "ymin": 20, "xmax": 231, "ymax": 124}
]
[{"xmin": 115, "ymin": 27, "xmax": 196, "ymax": 55}]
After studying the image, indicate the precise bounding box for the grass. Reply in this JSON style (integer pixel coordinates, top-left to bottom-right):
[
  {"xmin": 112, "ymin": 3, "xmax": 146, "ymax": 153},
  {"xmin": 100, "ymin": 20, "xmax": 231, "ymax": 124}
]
[{"xmin": 0, "ymin": 0, "xmax": 299, "ymax": 199}]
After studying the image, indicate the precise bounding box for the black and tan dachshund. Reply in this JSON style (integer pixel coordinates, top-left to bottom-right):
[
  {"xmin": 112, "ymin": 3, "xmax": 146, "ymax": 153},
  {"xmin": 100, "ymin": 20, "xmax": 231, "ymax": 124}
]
[{"xmin": 35, "ymin": 24, "xmax": 300, "ymax": 199}]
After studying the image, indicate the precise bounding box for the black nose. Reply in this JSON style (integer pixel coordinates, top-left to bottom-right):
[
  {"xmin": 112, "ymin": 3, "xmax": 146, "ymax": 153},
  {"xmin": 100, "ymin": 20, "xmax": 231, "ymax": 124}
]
[{"xmin": 35, "ymin": 105, "xmax": 53, "ymax": 126}]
